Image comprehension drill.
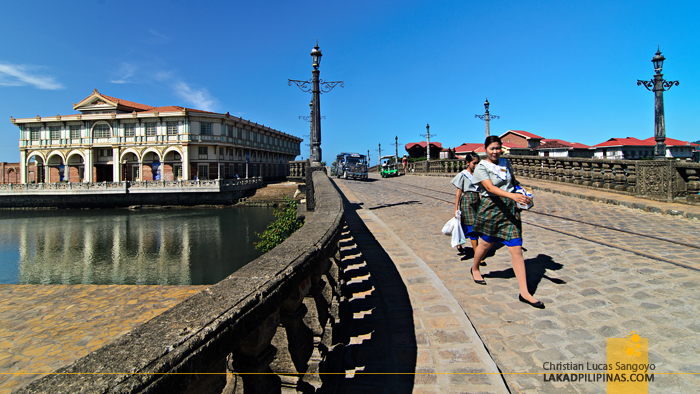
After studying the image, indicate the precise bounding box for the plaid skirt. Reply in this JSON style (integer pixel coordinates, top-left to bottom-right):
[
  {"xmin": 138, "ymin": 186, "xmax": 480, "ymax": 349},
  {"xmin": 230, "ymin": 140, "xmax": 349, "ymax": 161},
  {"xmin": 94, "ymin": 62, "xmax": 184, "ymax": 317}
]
[
  {"xmin": 472, "ymin": 195, "xmax": 522, "ymax": 240},
  {"xmin": 459, "ymin": 192, "xmax": 481, "ymax": 227}
]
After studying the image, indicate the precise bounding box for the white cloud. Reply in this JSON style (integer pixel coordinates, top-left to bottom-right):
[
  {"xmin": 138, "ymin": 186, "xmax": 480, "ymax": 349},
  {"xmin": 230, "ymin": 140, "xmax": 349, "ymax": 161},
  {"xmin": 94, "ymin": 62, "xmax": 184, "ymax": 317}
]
[
  {"xmin": 173, "ymin": 81, "xmax": 216, "ymax": 111},
  {"xmin": 110, "ymin": 62, "xmax": 137, "ymax": 84},
  {"xmin": 0, "ymin": 62, "xmax": 64, "ymax": 90}
]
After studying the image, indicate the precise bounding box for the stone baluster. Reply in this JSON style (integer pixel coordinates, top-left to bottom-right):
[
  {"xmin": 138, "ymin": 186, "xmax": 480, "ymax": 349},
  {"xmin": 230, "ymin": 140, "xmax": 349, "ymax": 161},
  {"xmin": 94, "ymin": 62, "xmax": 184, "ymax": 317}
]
[
  {"xmin": 613, "ymin": 163, "xmax": 626, "ymax": 191},
  {"xmin": 534, "ymin": 158, "xmax": 542, "ymax": 179},
  {"xmin": 564, "ymin": 160, "xmax": 573, "ymax": 183},
  {"xmin": 540, "ymin": 159, "xmax": 549, "ymax": 181},
  {"xmin": 581, "ymin": 161, "xmax": 592, "ymax": 186},
  {"xmin": 591, "ymin": 162, "xmax": 603, "ymax": 187},
  {"xmin": 555, "ymin": 160, "xmax": 564, "ymax": 182},
  {"xmin": 602, "ymin": 162, "xmax": 614, "ymax": 189},
  {"xmin": 227, "ymin": 311, "xmax": 282, "ymax": 394},
  {"xmin": 573, "ymin": 161, "xmax": 583, "ymax": 185},
  {"xmin": 685, "ymin": 168, "xmax": 700, "ymax": 202},
  {"xmin": 271, "ymin": 277, "xmax": 314, "ymax": 390},
  {"xmin": 626, "ymin": 163, "xmax": 636, "ymax": 194}
]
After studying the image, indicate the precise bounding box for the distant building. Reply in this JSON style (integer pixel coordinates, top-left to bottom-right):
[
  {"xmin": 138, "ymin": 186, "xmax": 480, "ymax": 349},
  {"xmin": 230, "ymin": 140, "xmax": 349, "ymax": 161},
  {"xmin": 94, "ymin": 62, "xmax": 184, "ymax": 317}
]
[
  {"xmin": 405, "ymin": 141, "xmax": 442, "ymax": 160},
  {"xmin": 439, "ymin": 148, "xmax": 455, "ymax": 159},
  {"xmin": 535, "ymin": 139, "xmax": 593, "ymax": 158},
  {"xmin": 454, "ymin": 143, "xmax": 482, "ymax": 159},
  {"xmin": 11, "ymin": 90, "xmax": 302, "ymax": 183},
  {"xmin": 591, "ymin": 137, "xmax": 698, "ymax": 160},
  {"xmin": 499, "ymin": 130, "xmax": 544, "ymax": 150}
]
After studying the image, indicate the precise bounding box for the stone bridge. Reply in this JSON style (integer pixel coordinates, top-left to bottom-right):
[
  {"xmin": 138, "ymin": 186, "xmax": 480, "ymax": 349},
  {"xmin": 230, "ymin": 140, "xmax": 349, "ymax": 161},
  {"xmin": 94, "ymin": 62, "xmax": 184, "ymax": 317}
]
[{"xmin": 5, "ymin": 163, "xmax": 700, "ymax": 393}]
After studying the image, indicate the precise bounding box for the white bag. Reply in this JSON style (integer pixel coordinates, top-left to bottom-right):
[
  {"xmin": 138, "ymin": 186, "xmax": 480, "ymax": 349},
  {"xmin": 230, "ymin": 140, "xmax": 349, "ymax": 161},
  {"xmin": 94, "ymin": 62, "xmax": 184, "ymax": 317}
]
[
  {"xmin": 442, "ymin": 211, "xmax": 467, "ymax": 248},
  {"xmin": 451, "ymin": 220, "xmax": 467, "ymax": 248}
]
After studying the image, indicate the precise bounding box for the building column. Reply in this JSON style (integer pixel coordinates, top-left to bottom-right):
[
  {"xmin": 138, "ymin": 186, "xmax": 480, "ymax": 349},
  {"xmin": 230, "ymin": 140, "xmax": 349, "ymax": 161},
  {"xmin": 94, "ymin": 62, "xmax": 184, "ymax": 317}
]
[
  {"xmin": 139, "ymin": 160, "xmax": 144, "ymax": 182},
  {"xmin": 84, "ymin": 149, "xmax": 93, "ymax": 183},
  {"xmin": 112, "ymin": 147, "xmax": 121, "ymax": 182},
  {"xmin": 182, "ymin": 145, "xmax": 190, "ymax": 180},
  {"xmin": 20, "ymin": 150, "xmax": 27, "ymax": 184}
]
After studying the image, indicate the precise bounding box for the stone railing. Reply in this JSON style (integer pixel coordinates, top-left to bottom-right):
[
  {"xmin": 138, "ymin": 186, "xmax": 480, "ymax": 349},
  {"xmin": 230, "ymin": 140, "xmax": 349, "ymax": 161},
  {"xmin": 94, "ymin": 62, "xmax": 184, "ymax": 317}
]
[
  {"xmin": 0, "ymin": 178, "xmax": 263, "ymax": 195},
  {"xmin": 407, "ymin": 156, "xmax": 700, "ymax": 203},
  {"xmin": 17, "ymin": 170, "xmax": 345, "ymax": 394},
  {"xmin": 288, "ymin": 160, "xmax": 307, "ymax": 181}
]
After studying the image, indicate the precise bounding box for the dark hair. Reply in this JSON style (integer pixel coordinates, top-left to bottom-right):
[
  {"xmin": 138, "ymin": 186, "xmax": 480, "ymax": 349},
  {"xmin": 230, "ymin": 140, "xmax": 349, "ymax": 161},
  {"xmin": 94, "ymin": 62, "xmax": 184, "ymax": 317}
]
[
  {"xmin": 484, "ymin": 135, "xmax": 502, "ymax": 148},
  {"xmin": 465, "ymin": 152, "xmax": 479, "ymax": 162}
]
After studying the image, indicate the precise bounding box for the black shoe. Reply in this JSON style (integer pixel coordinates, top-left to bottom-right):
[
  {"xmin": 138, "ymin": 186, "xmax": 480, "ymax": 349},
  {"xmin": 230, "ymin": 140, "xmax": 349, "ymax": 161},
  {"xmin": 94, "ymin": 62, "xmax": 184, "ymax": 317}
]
[
  {"xmin": 457, "ymin": 246, "xmax": 465, "ymax": 255},
  {"xmin": 471, "ymin": 268, "xmax": 486, "ymax": 285},
  {"xmin": 479, "ymin": 261, "xmax": 487, "ymax": 266},
  {"xmin": 519, "ymin": 295, "xmax": 545, "ymax": 309}
]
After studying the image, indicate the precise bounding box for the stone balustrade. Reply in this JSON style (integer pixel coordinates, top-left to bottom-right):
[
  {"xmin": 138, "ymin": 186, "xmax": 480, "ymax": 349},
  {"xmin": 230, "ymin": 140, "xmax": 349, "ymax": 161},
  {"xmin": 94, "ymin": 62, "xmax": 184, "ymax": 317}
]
[
  {"xmin": 16, "ymin": 170, "xmax": 345, "ymax": 394},
  {"xmin": 407, "ymin": 156, "xmax": 700, "ymax": 204},
  {"xmin": 288, "ymin": 160, "xmax": 307, "ymax": 182},
  {"xmin": 0, "ymin": 178, "xmax": 263, "ymax": 195}
]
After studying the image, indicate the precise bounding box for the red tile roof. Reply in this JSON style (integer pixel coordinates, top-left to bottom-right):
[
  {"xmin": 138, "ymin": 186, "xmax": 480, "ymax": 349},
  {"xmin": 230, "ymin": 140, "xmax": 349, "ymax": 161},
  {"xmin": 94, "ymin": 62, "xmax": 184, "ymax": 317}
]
[
  {"xmin": 539, "ymin": 139, "xmax": 590, "ymax": 149},
  {"xmin": 405, "ymin": 141, "xmax": 443, "ymax": 150},
  {"xmin": 641, "ymin": 137, "xmax": 700, "ymax": 147},
  {"xmin": 501, "ymin": 130, "xmax": 544, "ymax": 139},
  {"xmin": 474, "ymin": 142, "xmax": 519, "ymax": 153},
  {"xmin": 454, "ymin": 143, "xmax": 482, "ymax": 153}
]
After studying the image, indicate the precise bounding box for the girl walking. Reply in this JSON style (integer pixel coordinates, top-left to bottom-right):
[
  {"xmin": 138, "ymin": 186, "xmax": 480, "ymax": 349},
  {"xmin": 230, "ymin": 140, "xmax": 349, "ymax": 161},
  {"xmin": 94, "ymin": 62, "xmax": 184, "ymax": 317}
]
[
  {"xmin": 470, "ymin": 136, "xmax": 543, "ymax": 308},
  {"xmin": 452, "ymin": 152, "xmax": 484, "ymax": 265}
]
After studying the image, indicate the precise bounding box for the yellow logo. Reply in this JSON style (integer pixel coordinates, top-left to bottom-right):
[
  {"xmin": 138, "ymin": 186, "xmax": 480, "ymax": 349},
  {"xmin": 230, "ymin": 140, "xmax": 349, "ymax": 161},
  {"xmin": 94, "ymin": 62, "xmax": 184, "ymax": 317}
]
[{"xmin": 607, "ymin": 331, "xmax": 650, "ymax": 394}]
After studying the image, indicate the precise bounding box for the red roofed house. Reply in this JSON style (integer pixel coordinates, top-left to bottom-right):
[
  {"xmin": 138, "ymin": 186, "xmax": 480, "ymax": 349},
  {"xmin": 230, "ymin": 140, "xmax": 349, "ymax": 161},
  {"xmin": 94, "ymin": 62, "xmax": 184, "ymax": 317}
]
[
  {"xmin": 591, "ymin": 137, "xmax": 698, "ymax": 160},
  {"xmin": 535, "ymin": 139, "xmax": 593, "ymax": 158},
  {"xmin": 454, "ymin": 143, "xmax": 482, "ymax": 159},
  {"xmin": 11, "ymin": 90, "xmax": 302, "ymax": 183},
  {"xmin": 500, "ymin": 130, "xmax": 544, "ymax": 149},
  {"xmin": 405, "ymin": 141, "xmax": 442, "ymax": 160}
]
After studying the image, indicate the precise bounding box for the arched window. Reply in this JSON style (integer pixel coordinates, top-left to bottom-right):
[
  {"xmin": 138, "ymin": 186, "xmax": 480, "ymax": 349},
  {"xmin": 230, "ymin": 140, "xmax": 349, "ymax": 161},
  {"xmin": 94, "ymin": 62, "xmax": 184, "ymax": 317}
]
[{"xmin": 92, "ymin": 124, "xmax": 111, "ymax": 138}]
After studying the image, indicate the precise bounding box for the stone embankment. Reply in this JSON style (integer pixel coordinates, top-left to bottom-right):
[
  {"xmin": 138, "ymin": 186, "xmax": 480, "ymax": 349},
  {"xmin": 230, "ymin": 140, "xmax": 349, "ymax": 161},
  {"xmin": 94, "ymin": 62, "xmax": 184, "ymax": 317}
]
[{"xmin": 237, "ymin": 181, "xmax": 304, "ymax": 206}]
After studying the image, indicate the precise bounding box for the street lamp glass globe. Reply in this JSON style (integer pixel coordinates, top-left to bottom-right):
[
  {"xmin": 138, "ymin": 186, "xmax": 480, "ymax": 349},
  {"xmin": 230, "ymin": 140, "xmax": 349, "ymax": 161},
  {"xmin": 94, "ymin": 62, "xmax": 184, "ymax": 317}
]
[
  {"xmin": 652, "ymin": 49, "xmax": 665, "ymax": 74},
  {"xmin": 311, "ymin": 45, "xmax": 322, "ymax": 67}
]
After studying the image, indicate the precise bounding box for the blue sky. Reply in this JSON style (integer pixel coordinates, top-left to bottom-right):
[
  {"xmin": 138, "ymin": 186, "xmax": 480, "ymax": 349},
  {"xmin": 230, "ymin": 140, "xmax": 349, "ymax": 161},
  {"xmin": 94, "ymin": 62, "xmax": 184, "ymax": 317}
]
[{"xmin": 1, "ymin": 0, "xmax": 698, "ymax": 163}]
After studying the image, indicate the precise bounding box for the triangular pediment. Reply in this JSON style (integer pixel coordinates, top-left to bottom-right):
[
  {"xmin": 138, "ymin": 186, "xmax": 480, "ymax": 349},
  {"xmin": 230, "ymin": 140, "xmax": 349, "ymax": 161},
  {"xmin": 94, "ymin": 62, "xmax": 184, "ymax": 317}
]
[{"xmin": 73, "ymin": 89, "xmax": 119, "ymax": 112}]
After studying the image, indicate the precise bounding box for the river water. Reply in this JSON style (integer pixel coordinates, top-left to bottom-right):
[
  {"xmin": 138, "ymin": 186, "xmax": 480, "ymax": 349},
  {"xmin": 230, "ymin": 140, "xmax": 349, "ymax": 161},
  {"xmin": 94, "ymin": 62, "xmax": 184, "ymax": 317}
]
[{"xmin": 0, "ymin": 207, "xmax": 276, "ymax": 285}]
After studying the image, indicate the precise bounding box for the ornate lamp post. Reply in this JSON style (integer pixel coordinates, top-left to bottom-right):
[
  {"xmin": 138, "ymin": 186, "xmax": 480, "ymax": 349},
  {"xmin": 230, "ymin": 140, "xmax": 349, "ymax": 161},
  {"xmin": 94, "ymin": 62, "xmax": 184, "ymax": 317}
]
[
  {"xmin": 289, "ymin": 40, "xmax": 343, "ymax": 165},
  {"xmin": 420, "ymin": 124, "xmax": 437, "ymax": 162},
  {"xmin": 475, "ymin": 98, "xmax": 500, "ymax": 139},
  {"xmin": 637, "ymin": 47, "xmax": 679, "ymax": 160}
]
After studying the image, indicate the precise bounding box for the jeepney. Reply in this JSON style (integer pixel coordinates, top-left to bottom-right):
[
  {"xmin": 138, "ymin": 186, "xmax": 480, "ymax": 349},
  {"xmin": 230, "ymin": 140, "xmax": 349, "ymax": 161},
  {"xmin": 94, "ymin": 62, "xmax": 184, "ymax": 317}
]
[{"xmin": 335, "ymin": 152, "xmax": 368, "ymax": 180}]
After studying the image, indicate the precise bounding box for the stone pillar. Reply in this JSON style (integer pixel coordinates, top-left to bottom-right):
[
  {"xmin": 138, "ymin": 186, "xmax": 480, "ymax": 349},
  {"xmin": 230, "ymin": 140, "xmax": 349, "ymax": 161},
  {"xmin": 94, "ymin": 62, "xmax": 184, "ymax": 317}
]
[
  {"xmin": 112, "ymin": 147, "xmax": 120, "ymax": 182},
  {"xmin": 573, "ymin": 161, "xmax": 583, "ymax": 184},
  {"xmin": 227, "ymin": 311, "xmax": 281, "ymax": 394},
  {"xmin": 182, "ymin": 145, "xmax": 190, "ymax": 180},
  {"xmin": 20, "ymin": 150, "xmax": 27, "ymax": 184},
  {"xmin": 84, "ymin": 149, "xmax": 93, "ymax": 183}
]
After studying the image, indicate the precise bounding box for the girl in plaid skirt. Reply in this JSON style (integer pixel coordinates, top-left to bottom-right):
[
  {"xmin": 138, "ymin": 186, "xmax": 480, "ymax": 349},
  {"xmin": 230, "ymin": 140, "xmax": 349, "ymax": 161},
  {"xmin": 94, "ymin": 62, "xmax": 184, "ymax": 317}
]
[
  {"xmin": 470, "ymin": 136, "xmax": 543, "ymax": 309},
  {"xmin": 451, "ymin": 152, "xmax": 485, "ymax": 265}
]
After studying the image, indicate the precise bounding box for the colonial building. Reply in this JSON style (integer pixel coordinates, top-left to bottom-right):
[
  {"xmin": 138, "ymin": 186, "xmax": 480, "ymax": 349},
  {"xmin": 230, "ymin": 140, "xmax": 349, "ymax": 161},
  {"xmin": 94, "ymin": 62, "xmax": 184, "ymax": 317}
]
[{"xmin": 11, "ymin": 90, "xmax": 302, "ymax": 183}]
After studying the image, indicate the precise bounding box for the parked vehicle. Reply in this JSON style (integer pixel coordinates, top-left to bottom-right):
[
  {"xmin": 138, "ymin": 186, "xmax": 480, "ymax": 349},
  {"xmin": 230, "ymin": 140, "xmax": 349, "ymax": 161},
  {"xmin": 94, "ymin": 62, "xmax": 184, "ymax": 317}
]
[
  {"xmin": 335, "ymin": 152, "xmax": 368, "ymax": 180},
  {"xmin": 379, "ymin": 155, "xmax": 399, "ymax": 178}
]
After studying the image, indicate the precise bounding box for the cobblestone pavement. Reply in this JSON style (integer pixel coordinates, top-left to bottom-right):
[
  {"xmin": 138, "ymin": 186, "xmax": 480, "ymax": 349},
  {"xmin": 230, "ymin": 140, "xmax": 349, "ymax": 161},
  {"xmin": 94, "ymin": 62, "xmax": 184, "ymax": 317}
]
[
  {"xmin": 337, "ymin": 174, "xmax": 700, "ymax": 393},
  {"xmin": 0, "ymin": 285, "xmax": 204, "ymax": 393},
  {"xmin": 335, "ymin": 181, "xmax": 507, "ymax": 393}
]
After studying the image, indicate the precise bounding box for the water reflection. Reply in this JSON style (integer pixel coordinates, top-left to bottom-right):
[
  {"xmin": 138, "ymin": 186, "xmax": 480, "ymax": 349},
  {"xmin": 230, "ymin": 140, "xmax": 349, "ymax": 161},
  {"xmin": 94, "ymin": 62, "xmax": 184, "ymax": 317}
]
[{"xmin": 0, "ymin": 208, "xmax": 276, "ymax": 285}]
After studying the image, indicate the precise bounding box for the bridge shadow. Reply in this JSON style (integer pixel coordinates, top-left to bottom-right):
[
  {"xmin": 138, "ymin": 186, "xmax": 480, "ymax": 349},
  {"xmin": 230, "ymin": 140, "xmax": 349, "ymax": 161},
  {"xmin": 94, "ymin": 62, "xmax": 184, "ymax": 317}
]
[
  {"xmin": 332, "ymin": 192, "xmax": 416, "ymax": 392},
  {"xmin": 482, "ymin": 254, "xmax": 565, "ymax": 295}
]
